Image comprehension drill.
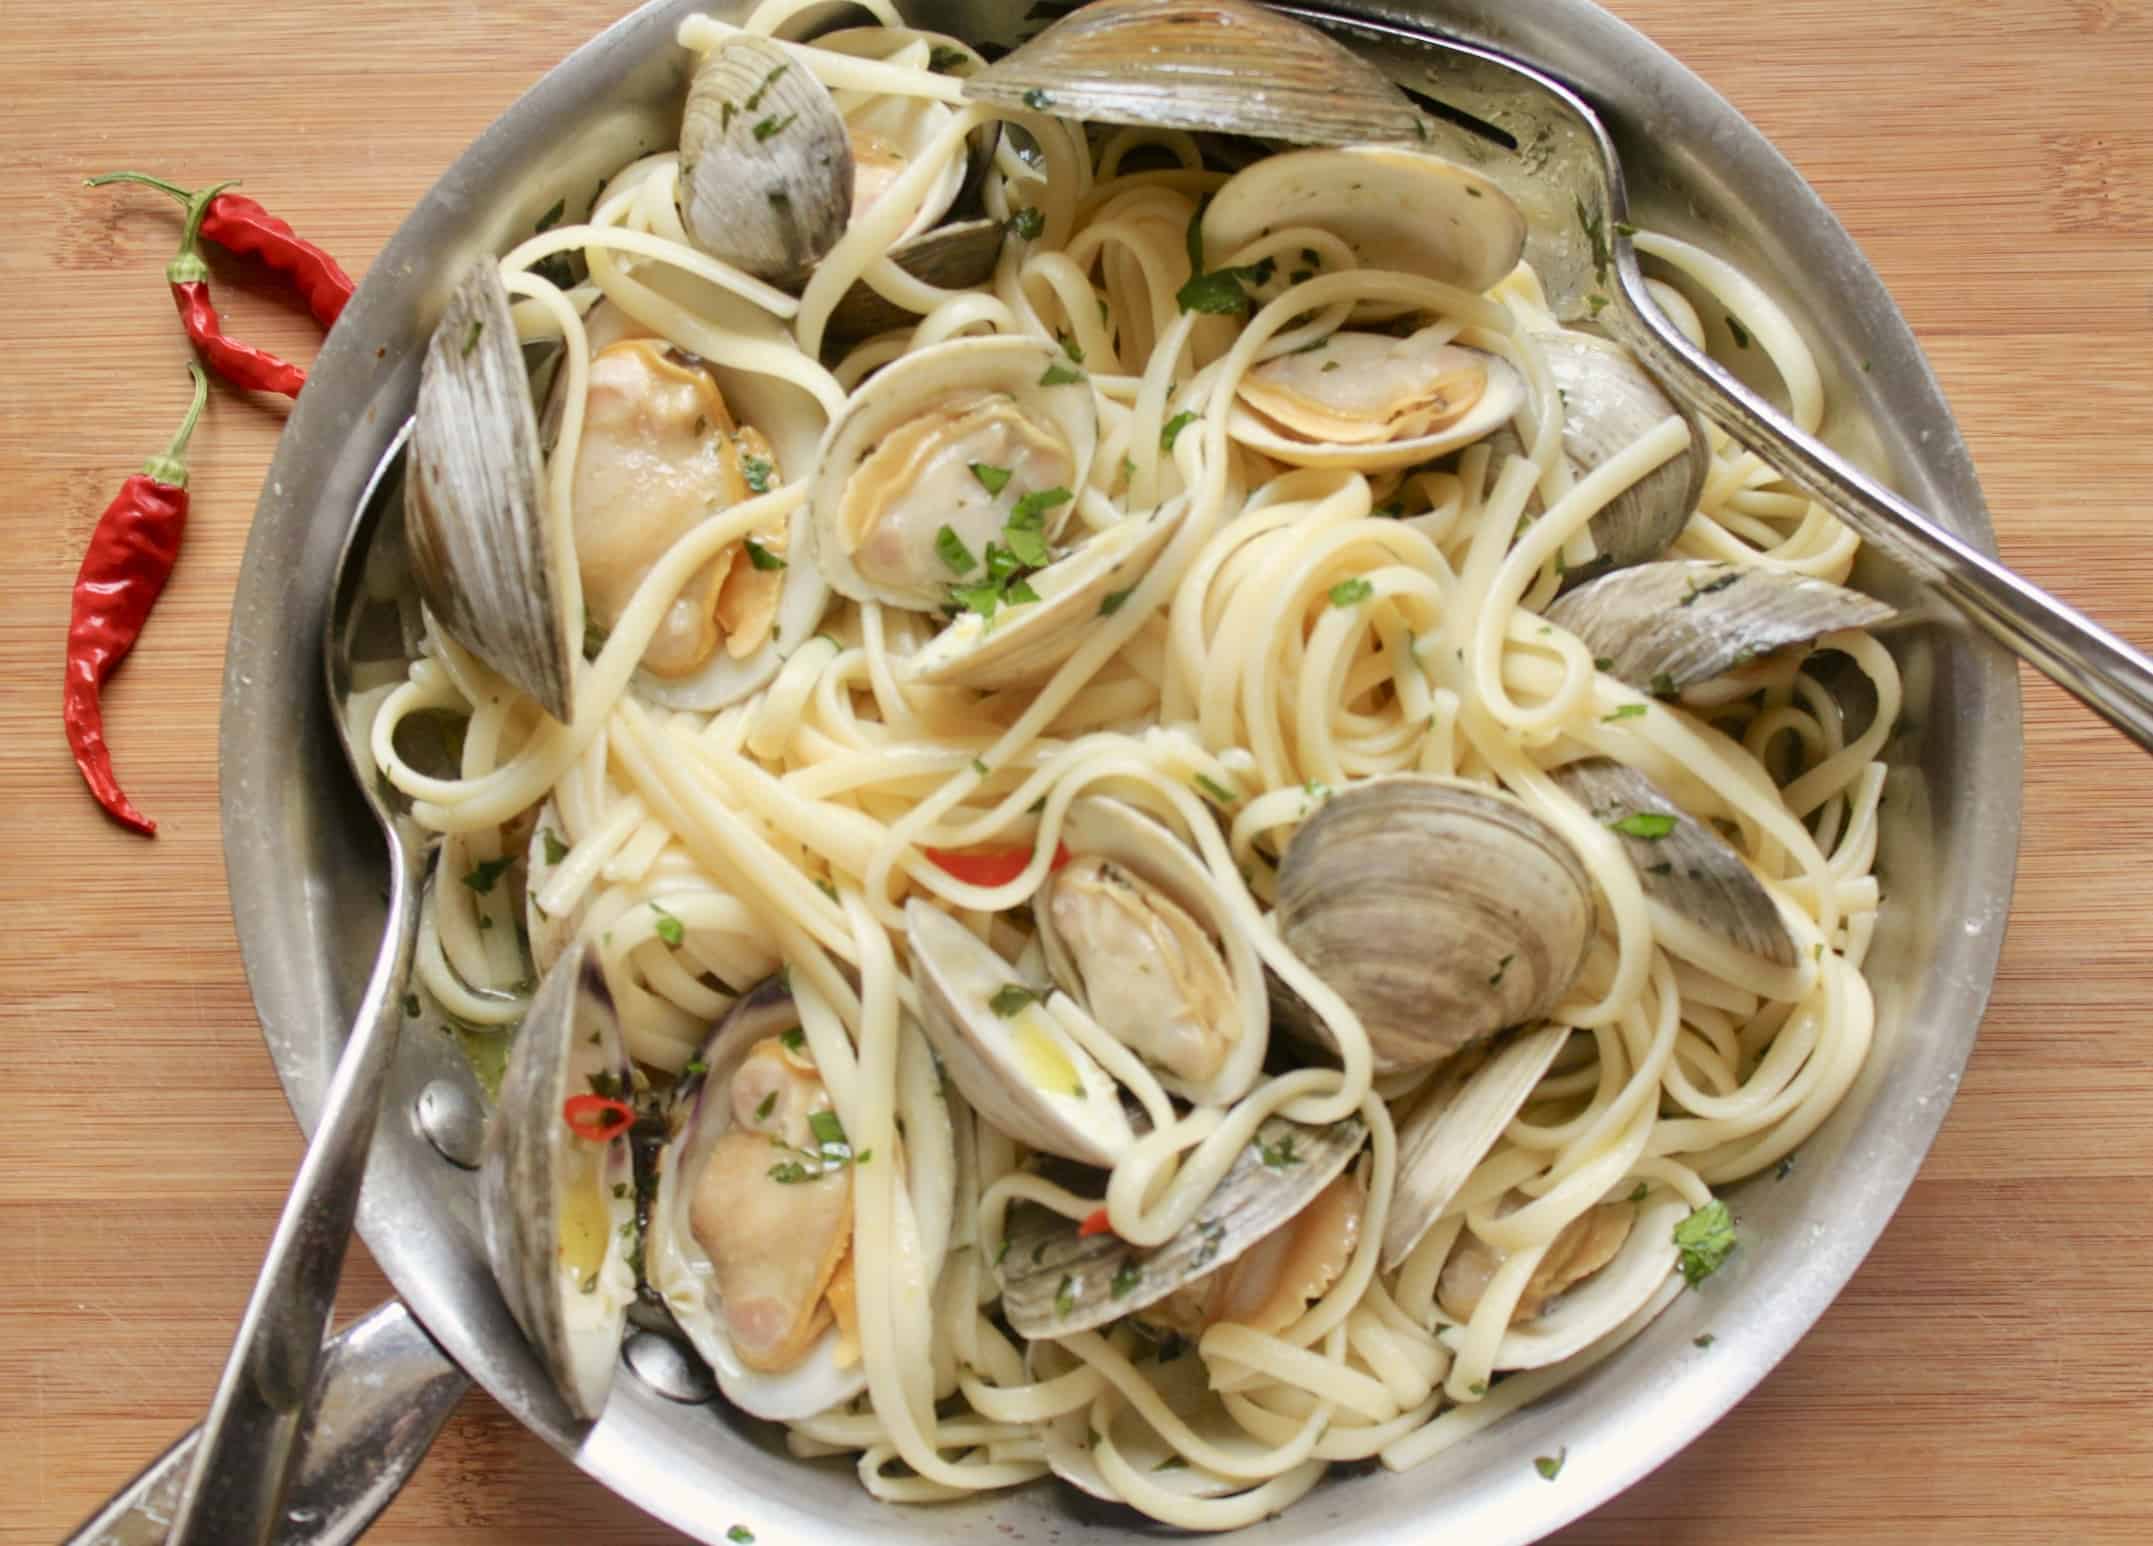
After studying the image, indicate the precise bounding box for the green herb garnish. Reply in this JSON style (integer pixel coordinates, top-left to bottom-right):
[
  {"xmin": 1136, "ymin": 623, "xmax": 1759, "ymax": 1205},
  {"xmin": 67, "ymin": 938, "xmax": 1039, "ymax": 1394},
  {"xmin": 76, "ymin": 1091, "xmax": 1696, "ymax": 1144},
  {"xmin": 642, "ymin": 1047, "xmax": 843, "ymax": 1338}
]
[
  {"xmin": 1008, "ymin": 205, "xmax": 1045, "ymax": 240},
  {"xmin": 1039, "ymin": 361, "xmax": 1085, "ymax": 387},
  {"xmin": 460, "ymin": 319, "xmax": 483, "ymax": 358},
  {"xmin": 988, "ymin": 983, "xmax": 1039, "ymax": 1017},
  {"xmin": 1535, "ymin": 1450, "xmax": 1566, "ymax": 1482},
  {"xmin": 1488, "ymin": 952, "xmax": 1515, "ymax": 987},
  {"xmin": 1111, "ymin": 1261, "xmax": 1142, "ymax": 1298},
  {"xmin": 1329, "ymin": 577, "xmax": 1373, "ymax": 607},
  {"xmin": 936, "ymin": 524, "xmax": 978, "ymax": 574},
  {"xmin": 462, "ymin": 856, "xmax": 512, "ymax": 894},
  {"xmin": 740, "ymin": 454, "xmax": 774, "ymax": 493},
  {"xmin": 743, "ymin": 537, "xmax": 786, "ymax": 571},
  {"xmin": 1608, "ymin": 811, "xmax": 1678, "ymax": 840},
  {"xmin": 1256, "ymin": 1133, "xmax": 1301, "ymax": 1169},
  {"xmin": 1603, "ymin": 703, "xmax": 1648, "ymax": 722},
  {"xmin": 1098, "ymin": 588, "xmax": 1134, "ymax": 617},
  {"xmin": 1726, "ymin": 313, "xmax": 1752, "ymax": 349},
  {"xmin": 755, "ymin": 1091, "xmax": 777, "ymax": 1122},
  {"xmin": 1193, "ymin": 772, "xmax": 1238, "ymax": 805},
  {"xmin": 752, "ymin": 112, "xmax": 796, "ymax": 141},
  {"xmin": 969, "ymin": 461, "xmax": 1012, "ymax": 495},
  {"xmin": 1161, "ymin": 410, "xmax": 1199, "ymax": 450},
  {"xmin": 1054, "ymin": 1275, "xmax": 1076, "ymax": 1316},
  {"xmin": 1673, "ymin": 1199, "xmax": 1737, "ymax": 1287},
  {"xmin": 540, "ymin": 828, "xmax": 570, "ymax": 866},
  {"xmin": 650, "ymin": 902, "xmax": 685, "ymax": 946}
]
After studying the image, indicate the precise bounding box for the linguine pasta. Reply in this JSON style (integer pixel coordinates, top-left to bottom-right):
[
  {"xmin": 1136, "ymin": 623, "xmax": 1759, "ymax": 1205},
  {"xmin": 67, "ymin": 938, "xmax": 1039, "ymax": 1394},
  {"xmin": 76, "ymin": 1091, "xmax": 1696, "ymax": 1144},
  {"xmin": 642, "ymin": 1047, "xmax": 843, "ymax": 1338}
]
[{"xmin": 368, "ymin": 0, "xmax": 1891, "ymax": 1529}]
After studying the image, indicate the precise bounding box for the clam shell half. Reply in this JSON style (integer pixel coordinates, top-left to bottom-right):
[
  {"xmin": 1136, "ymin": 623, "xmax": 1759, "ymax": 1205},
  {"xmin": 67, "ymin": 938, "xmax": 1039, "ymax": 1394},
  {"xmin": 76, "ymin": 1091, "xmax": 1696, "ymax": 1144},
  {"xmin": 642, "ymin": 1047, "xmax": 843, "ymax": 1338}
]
[
  {"xmin": 963, "ymin": 0, "xmax": 1423, "ymax": 147},
  {"xmin": 1275, "ymin": 776, "xmax": 1595, "ymax": 1075},
  {"xmin": 478, "ymin": 938, "xmax": 635, "ymax": 1422},
  {"xmin": 997, "ymin": 1111, "xmax": 1368, "ymax": 1338},
  {"xmin": 406, "ymin": 259, "xmax": 575, "ymax": 723}
]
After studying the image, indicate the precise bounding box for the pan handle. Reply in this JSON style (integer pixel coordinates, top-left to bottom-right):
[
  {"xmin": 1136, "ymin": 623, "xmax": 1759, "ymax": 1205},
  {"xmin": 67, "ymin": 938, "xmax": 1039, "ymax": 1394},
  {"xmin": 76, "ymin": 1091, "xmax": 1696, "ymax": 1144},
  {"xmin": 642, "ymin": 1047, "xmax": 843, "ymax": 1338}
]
[{"xmin": 61, "ymin": 1300, "xmax": 469, "ymax": 1546}]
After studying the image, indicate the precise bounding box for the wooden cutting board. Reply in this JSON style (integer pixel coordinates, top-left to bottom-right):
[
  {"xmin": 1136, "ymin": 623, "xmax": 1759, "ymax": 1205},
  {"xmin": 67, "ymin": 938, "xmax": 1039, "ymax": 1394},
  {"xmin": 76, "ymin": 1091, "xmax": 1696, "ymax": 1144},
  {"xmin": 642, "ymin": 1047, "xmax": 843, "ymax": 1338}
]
[{"xmin": 2, "ymin": 2, "xmax": 2148, "ymax": 1542}]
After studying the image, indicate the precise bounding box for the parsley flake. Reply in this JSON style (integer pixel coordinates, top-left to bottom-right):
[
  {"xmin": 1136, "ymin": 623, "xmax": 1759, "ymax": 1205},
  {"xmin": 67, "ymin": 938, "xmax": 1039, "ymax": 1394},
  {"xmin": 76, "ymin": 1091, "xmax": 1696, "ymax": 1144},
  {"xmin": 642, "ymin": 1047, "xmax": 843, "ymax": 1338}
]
[
  {"xmin": 1193, "ymin": 772, "xmax": 1238, "ymax": 806},
  {"xmin": 740, "ymin": 454, "xmax": 774, "ymax": 493},
  {"xmin": 1111, "ymin": 1261, "xmax": 1142, "ymax": 1298},
  {"xmin": 462, "ymin": 856, "xmax": 512, "ymax": 894},
  {"xmin": 1257, "ymin": 1133, "xmax": 1302, "ymax": 1168},
  {"xmin": 1488, "ymin": 952, "xmax": 1515, "ymax": 987},
  {"xmin": 1694, "ymin": 1333, "xmax": 1716, "ymax": 1348},
  {"xmin": 743, "ymin": 537, "xmax": 786, "ymax": 571},
  {"xmin": 755, "ymin": 1091, "xmax": 777, "ymax": 1122},
  {"xmin": 540, "ymin": 828, "xmax": 569, "ymax": 866},
  {"xmin": 650, "ymin": 902, "xmax": 685, "ymax": 947},
  {"xmin": 927, "ymin": 44, "xmax": 968, "ymax": 72},
  {"xmin": 935, "ymin": 524, "xmax": 978, "ymax": 575},
  {"xmin": 1535, "ymin": 1449, "xmax": 1566, "ymax": 1481},
  {"xmin": 969, "ymin": 461, "xmax": 1012, "ymax": 495},
  {"xmin": 1726, "ymin": 313, "xmax": 1753, "ymax": 349},
  {"xmin": 989, "ymin": 983, "xmax": 1040, "ymax": 1017},
  {"xmin": 1098, "ymin": 587, "xmax": 1134, "ymax": 617},
  {"xmin": 1608, "ymin": 811, "xmax": 1678, "ymax": 840},
  {"xmin": 752, "ymin": 112, "xmax": 796, "ymax": 142},
  {"xmin": 1604, "ymin": 703, "xmax": 1648, "ymax": 722},
  {"xmin": 1329, "ymin": 577, "xmax": 1374, "ymax": 607},
  {"xmin": 1008, "ymin": 205, "xmax": 1045, "ymax": 240},
  {"xmin": 1039, "ymin": 360, "xmax": 1085, "ymax": 386},
  {"xmin": 1161, "ymin": 410, "xmax": 1200, "ymax": 449},
  {"xmin": 1054, "ymin": 1275, "xmax": 1076, "ymax": 1316},
  {"xmin": 1674, "ymin": 1200, "xmax": 1737, "ymax": 1287},
  {"xmin": 460, "ymin": 318, "xmax": 483, "ymax": 358}
]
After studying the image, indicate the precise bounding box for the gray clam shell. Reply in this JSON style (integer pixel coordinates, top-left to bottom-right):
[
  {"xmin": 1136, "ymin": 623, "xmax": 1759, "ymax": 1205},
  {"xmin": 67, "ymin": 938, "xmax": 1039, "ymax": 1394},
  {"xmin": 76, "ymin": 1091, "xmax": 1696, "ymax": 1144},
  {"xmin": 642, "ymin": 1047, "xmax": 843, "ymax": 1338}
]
[
  {"xmin": 962, "ymin": 0, "xmax": 1423, "ymax": 146},
  {"xmin": 1550, "ymin": 757, "xmax": 1797, "ymax": 966},
  {"xmin": 997, "ymin": 1112, "xmax": 1368, "ymax": 1338},
  {"xmin": 1275, "ymin": 776, "xmax": 1595, "ymax": 1074},
  {"xmin": 825, "ymin": 215, "xmax": 1006, "ymax": 341},
  {"xmin": 1544, "ymin": 559, "xmax": 1895, "ymax": 694},
  {"xmin": 678, "ymin": 34, "xmax": 853, "ymax": 280},
  {"xmin": 406, "ymin": 260, "xmax": 575, "ymax": 723},
  {"xmin": 478, "ymin": 938, "xmax": 634, "ymax": 1422}
]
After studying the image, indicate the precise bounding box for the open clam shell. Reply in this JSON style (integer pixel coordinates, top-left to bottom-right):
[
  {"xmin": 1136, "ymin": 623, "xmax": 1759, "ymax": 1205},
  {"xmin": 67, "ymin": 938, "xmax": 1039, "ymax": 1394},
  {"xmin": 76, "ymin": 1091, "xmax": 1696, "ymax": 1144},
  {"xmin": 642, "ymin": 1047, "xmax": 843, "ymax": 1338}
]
[
  {"xmin": 997, "ymin": 1111, "xmax": 1367, "ymax": 1339},
  {"xmin": 478, "ymin": 938, "xmax": 635, "ymax": 1421},
  {"xmin": 1380, "ymin": 1024, "xmax": 1571, "ymax": 1271},
  {"xmin": 1551, "ymin": 757, "xmax": 1797, "ymax": 966},
  {"xmin": 1227, "ymin": 335, "xmax": 1524, "ymax": 473},
  {"xmin": 907, "ymin": 898, "xmax": 1135, "ymax": 1168},
  {"xmin": 1537, "ymin": 329, "xmax": 1710, "ymax": 578},
  {"xmin": 826, "ymin": 217, "xmax": 1006, "ymax": 341},
  {"xmin": 406, "ymin": 259, "xmax": 576, "ymax": 724},
  {"xmin": 644, "ymin": 977, "xmax": 870, "ymax": 1421},
  {"xmin": 1545, "ymin": 559, "xmax": 1896, "ymax": 696},
  {"xmin": 1275, "ymin": 776, "xmax": 1595, "ymax": 1075},
  {"xmin": 907, "ymin": 498, "xmax": 1188, "ymax": 689},
  {"xmin": 678, "ymin": 33, "xmax": 853, "ymax": 280},
  {"xmin": 1472, "ymin": 1191, "xmax": 1689, "ymax": 1371},
  {"xmin": 807, "ymin": 333, "xmax": 1099, "ymax": 610},
  {"xmin": 1202, "ymin": 145, "xmax": 1528, "ymax": 296},
  {"xmin": 963, "ymin": 0, "xmax": 1423, "ymax": 147},
  {"xmin": 1035, "ymin": 796, "xmax": 1268, "ymax": 1108}
]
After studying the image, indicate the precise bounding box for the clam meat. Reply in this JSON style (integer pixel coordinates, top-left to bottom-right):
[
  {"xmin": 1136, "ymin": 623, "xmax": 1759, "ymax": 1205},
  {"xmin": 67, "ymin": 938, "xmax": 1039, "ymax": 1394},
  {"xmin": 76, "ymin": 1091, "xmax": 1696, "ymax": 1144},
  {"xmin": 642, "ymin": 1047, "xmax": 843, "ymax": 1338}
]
[{"xmin": 1229, "ymin": 329, "xmax": 1525, "ymax": 472}]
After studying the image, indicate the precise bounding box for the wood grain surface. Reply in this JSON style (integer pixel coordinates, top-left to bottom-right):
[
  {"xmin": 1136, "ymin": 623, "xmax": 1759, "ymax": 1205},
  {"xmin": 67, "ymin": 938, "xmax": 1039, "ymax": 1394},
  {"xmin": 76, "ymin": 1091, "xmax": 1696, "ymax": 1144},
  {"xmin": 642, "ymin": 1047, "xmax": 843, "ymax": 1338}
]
[{"xmin": 2, "ymin": 1, "xmax": 2149, "ymax": 1541}]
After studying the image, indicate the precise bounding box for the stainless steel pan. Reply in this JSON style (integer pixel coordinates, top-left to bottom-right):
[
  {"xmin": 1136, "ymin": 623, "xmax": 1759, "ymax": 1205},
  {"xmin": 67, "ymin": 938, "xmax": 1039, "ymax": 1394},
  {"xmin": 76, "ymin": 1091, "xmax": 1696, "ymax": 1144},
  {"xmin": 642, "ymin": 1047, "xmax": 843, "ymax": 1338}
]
[{"xmin": 112, "ymin": 1, "xmax": 2021, "ymax": 1540}]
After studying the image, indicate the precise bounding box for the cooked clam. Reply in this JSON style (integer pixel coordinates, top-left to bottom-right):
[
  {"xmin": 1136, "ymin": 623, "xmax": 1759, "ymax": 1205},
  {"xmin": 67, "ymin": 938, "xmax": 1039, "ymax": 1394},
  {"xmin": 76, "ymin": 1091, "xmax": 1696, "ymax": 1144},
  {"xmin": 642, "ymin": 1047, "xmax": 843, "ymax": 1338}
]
[
  {"xmin": 1444, "ymin": 1190, "xmax": 1689, "ymax": 1372},
  {"xmin": 407, "ymin": 259, "xmax": 576, "ymax": 724},
  {"xmin": 1035, "ymin": 797, "xmax": 1268, "ymax": 1107},
  {"xmin": 1228, "ymin": 330, "xmax": 1524, "ymax": 472},
  {"xmin": 962, "ymin": 0, "xmax": 1424, "ymax": 146},
  {"xmin": 1534, "ymin": 329, "xmax": 1710, "ymax": 578},
  {"xmin": 1274, "ymin": 776, "xmax": 1595, "ymax": 1074},
  {"xmin": 645, "ymin": 978, "xmax": 870, "ymax": 1420},
  {"xmin": 1550, "ymin": 757, "xmax": 1797, "ymax": 966},
  {"xmin": 1202, "ymin": 145, "xmax": 1528, "ymax": 296},
  {"xmin": 478, "ymin": 938, "xmax": 635, "ymax": 1421},
  {"xmin": 1546, "ymin": 559, "xmax": 1896, "ymax": 699},
  {"xmin": 678, "ymin": 33, "xmax": 854, "ymax": 279},
  {"xmin": 1381, "ymin": 1024, "xmax": 1570, "ymax": 1271},
  {"xmin": 907, "ymin": 897, "xmax": 1135, "ymax": 1168},
  {"xmin": 997, "ymin": 1111, "xmax": 1368, "ymax": 1338}
]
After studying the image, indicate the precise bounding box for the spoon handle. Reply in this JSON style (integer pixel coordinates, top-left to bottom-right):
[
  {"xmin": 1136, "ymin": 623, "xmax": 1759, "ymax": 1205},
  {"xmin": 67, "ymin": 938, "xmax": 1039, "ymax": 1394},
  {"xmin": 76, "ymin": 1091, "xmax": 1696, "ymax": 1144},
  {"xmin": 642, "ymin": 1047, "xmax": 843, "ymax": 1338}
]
[
  {"xmin": 160, "ymin": 830, "xmax": 427, "ymax": 1546},
  {"xmin": 1605, "ymin": 264, "xmax": 2153, "ymax": 752},
  {"xmin": 60, "ymin": 1300, "xmax": 466, "ymax": 1546}
]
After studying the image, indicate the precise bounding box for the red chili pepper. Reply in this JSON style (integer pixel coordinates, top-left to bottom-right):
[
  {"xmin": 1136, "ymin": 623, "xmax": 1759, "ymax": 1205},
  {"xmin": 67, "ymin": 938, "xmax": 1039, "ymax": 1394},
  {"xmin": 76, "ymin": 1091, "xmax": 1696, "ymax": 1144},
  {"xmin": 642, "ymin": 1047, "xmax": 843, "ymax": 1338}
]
[
  {"xmin": 924, "ymin": 841, "xmax": 1073, "ymax": 888},
  {"xmin": 85, "ymin": 172, "xmax": 314, "ymax": 397},
  {"xmin": 87, "ymin": 171, "xmax": 355, "ymax": 330},
  {"xmin": 1078, "ymin": 1207, "xmax": 1114, "ymax": 1239},
  {"xmin": 63, "ymin": 364, "xmax": 209, "ymax": 837},
  {"xmin": 562, "ymin": 1093, "xmax": 635, "ymax": 1143}
]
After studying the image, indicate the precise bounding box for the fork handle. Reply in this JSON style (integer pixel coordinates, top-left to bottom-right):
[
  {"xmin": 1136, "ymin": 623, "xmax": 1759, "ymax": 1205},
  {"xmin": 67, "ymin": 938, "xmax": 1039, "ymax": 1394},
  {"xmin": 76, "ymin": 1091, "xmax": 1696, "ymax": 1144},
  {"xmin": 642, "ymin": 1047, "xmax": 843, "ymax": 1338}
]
[
  {"xmin": 157, "ymin": 829, "xmax": 427, "ymax": 1546},
  {"xmin": 1604, "ymin": 268, "xmax": 2153, "ymax": 752}
]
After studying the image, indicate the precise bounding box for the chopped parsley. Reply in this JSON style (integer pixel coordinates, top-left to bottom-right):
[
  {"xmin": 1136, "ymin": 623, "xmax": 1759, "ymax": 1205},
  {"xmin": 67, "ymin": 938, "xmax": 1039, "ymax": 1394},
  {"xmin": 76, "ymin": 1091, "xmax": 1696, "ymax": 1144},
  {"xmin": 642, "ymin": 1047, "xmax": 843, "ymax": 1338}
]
[
  {"xmin": 742, "ymin": 63, "xmax": 788, "ymax": 112},
  {"xmin": 1192, "ymin": 1219, "xmax": 1227, "ymax": 1269},
  {"xmin": 1603, "ymin": 703, "xmax": 1648, "ymax": 722},
  {"xmin": 936, "ymin": 524, "xmax": 978, "ymax": 574},
  {"xmin": 755, "ymin": 1091, "xmax": 777, "ymax": 1122},
  {"xmin": 1054, "ymin": 1274, "xmax": 1077, "ymax": 1316},
  {"xmin": 1009, "ymin": 485, "xmax": 1071, "ymax": 526},
  {"xmin": 1628, "ymin": 1182, "xmax": 1651, "ymax": 1202},
  {"xmin": 1256, "ymin": 1133, "xmax": 1302, "ymax": 1169},
  {"xmin": 1608, "ymin": 811, "xmax": 1678, "ymax": 840},
  {"xmin": 540, "ymin": 827, "xmax": 570, "ymax": 865},
  {"xmin": 1593, "ymin": 655, "xmax": 1615, "ymax": 671},
  {"xmin": 1008, "ymin": 205, "xmax": 1045, "ymax": 240},
  {"xmin": 1577, "ymin": 194, "xmax": 1610, "ymax": 279},
  {"xmin": 740, "ymin": 454, "xmax": 775, "ymax": 493},
  {"xmin": 989, "ymin": 983, "xmax": 1040, "ymax": 1017},
  {"xmin": 1193, "ymin": 772, "xmax": 1238, "ymax": 806},
  {"xmin": 1111, "ymin": 1261, "xmax": 1142, "ymax": 1298},
  {"xmin": 1329, "ymin": 577, "xmax": 1373, "ymax": 607},
  {"xmin": 1177, "ymin": 269, "xmax": 1255, "ymax": 315},
  {"xmin": 1678, "ymin": 571, "xmax": 1741, "ymax": 607},
  {"xmin": 1674, "ymin": 1199, "xmax": 1737, "ymax": 1287},
  {"xmin": 1694, "ymin": 1333, "xmax": 1716, "ymax": 1348},
  {"xmin": 1649, "ymin": 671, "xmax": 1680, "ymax": 698},
  {"xmin": 780, "ymin": 1026, "xmax": 807, "ymax": 1055},
  {"xmin": 969, "ymin": 461, "xmax": 1012, "ymax": 495},
  {"xmin": 743, "ymin": 537, "xmax": 786, "ymax": 571},
  {"xmin": 1534, "ymin": 1449, "xmax": 1566, "ymax": 1481},
  {"xmin": 534, "ymin": 197, "xmax": 566, "ymax": 233},
  {"xmin": 401, "ymin": 993, "xmax": 421, "ymax": 1018},
  {"xmin": 971, "ymin": 757, "xmax": 991, "ymax": 776},
  {"xmin": 1726, "ymin": 313, "xmax": 1753, "ymax": 349},
  {"xmin": 1039, "ymin": 360, "xmax": 1085, "ymax": 387},
  {"xmin": 1153, "ymin": 1454, "xmax": 1188, "ymax": 1472},
  {"xmin": 650, "ymin": 902, "xmax": 685, "ymax": 947},
  {"xmin": 1161, "ymin": 410, "xmax": 1200, "ymax": 450},
  {"xmin": 462, "ymin": 856, "xmax": 512, "ymax": 894},
  {"xmin": 460, "ymin": 318, "xmax": 483, "ymax": 358},
  {"xmin": 1488, "ymin": 952, "xmax": 1515, "ymax": 987},
  {"xmin": 1098, "ymin": 587, "xmax": 1134, "ymax": 617},
  {"xmin": 927, "ymin": 44, "xmax": 969, "ymax": 72},
  {"xmin": 1059, "ymin": 332, "xmax": 1084, "ymax": 364},
  {"xmin": 1467, "ymin": 1380, "xmax": 1488, "ymax": 1396},
  {"xmin": 752, "ymin": 112, "xmax": 797, "ymax": 141}
]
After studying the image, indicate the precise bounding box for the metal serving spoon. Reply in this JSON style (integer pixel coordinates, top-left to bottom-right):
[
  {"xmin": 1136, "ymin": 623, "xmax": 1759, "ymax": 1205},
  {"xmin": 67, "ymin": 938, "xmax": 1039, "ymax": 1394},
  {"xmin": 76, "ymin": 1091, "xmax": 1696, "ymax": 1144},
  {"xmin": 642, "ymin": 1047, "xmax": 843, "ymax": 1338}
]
[
  {"xmin": 974, "ymin": 0, "xmax": 2153, "ymax": 751},
  {"xmin": 65, "ymin": 425, "xmax": 461, "ymax": 1546}
]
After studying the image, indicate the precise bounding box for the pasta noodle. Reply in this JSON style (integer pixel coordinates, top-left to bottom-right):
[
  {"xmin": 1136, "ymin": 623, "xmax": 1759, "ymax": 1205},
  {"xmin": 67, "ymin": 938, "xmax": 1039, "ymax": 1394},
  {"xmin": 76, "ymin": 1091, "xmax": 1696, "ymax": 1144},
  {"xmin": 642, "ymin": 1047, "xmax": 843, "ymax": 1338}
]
[{"xmin": 377, "ymin": 7, "xmax": 1896, "ymax": 1530}]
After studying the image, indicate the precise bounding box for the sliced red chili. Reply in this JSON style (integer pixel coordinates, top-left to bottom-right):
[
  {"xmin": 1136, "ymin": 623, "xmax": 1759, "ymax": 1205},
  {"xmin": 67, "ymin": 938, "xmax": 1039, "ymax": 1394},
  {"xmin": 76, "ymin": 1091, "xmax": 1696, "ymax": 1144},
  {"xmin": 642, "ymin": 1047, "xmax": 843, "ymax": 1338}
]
[
  {"xmin": 1078, "ymin": 1207, "xmax": 1114, "ymax": 1239},
  {"xmin": 923, "ymin": 840, "xmax": 1073, "ymax": 888},
  {"xmin": 562, "ymin": 1093, "xmax": 635, "ymax": 1142}
]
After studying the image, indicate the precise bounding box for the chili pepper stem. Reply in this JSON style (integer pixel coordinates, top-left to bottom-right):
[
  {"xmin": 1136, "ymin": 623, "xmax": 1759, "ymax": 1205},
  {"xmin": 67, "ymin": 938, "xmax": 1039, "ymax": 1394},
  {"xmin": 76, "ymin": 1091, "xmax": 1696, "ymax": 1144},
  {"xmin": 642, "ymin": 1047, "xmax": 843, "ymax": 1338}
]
[
  {"xmin": 85, "ymin": 170, "xmax": 209, "ymax": 203},
  {"xmin": 144, "ymin": 364, "xmax": 210, "ymax": 488},
  {"xmin": 86, "ymin": 171, "xmax": 241, "ymax": 283}
]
